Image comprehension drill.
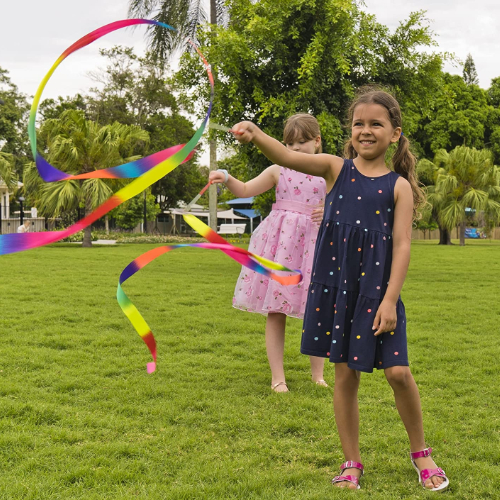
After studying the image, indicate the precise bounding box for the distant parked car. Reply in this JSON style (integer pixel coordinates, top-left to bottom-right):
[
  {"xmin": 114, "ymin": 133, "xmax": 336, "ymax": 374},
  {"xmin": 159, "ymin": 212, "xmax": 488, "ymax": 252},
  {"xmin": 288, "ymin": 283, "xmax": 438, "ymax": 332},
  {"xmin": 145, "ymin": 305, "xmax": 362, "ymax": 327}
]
[{"xmin": 465, "ymin": 228, "xmax": 480, "ymax": 239}]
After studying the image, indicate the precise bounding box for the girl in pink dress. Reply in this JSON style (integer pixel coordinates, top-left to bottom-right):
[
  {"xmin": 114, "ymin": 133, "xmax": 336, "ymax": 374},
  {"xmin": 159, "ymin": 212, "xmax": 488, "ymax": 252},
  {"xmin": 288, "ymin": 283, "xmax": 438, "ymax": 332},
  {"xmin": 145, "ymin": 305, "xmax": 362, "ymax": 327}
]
[{"xmin": 209, "ymin": 114, "xmax": 327, "ymax": 392}]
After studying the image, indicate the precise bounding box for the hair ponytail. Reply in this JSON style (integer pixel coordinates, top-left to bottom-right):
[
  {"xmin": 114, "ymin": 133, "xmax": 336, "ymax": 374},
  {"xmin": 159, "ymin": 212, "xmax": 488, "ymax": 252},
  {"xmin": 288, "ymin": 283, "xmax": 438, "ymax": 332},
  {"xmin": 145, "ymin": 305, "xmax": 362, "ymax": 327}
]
[
  {"xmin": 343, "ymin": 139, "xmax": 357, "ymax": 160},
  {"xmin": 392, "ymin": 135, "xmax": 425, "ymax": 219}
]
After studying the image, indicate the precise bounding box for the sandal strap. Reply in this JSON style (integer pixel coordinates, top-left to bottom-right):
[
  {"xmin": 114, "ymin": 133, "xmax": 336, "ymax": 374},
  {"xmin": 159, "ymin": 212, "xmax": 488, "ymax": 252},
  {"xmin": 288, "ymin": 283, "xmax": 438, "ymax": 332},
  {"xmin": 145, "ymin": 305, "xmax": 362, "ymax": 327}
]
[
  {"xmin": 271, "ymin": 381, "xmax": 288, "ymax": 390},
  {"xmin": 419, "ymin": 467, "xmax": 446, "ymax": 483},
  {"xmin": 332, "ymin": 475, "xmax": 360, "ymax": 487},
  {"xmin": 340, "ymin": 460, "xmax": 364, "ymax": 473},
  {"xmin": 410, "ymin": 447, "xmax": 432, "ymax": 459}
]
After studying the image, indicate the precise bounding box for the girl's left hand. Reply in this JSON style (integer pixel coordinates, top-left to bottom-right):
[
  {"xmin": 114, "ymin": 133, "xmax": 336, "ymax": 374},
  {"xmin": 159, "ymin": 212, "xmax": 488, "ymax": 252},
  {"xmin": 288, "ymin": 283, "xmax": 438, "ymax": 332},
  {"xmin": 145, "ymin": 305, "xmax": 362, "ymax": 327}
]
[
  {"xmin": 372, "ymin": 300, "xmax": 397, "ymax": 336},
  {"xmin": 311, "ymin": 206, "xmax": 324, "ymax": 225}
]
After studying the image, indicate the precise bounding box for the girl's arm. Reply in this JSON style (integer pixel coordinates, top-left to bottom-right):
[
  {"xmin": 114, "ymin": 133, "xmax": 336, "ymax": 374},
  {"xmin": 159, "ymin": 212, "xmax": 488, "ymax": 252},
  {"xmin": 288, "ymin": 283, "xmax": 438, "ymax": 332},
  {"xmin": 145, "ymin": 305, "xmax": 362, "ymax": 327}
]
[
  {"xmin": 232, "ymin": 121, "xmax": 342, "ymax": 190},
  {"xmin": 373, "ymin": 177, "xmax": 413, "ymax": 336},
  {"xmin": 209, "ymin": 164, "xmax": 279, "ymax": 198}
]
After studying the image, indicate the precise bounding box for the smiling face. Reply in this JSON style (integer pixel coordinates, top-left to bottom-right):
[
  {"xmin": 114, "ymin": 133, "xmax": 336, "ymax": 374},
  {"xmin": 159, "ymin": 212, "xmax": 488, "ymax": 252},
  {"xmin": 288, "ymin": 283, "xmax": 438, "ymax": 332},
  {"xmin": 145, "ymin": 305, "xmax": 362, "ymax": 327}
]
[{"xmin": 351, "ymin": 103, "xmax": 401, "ymax": 161}]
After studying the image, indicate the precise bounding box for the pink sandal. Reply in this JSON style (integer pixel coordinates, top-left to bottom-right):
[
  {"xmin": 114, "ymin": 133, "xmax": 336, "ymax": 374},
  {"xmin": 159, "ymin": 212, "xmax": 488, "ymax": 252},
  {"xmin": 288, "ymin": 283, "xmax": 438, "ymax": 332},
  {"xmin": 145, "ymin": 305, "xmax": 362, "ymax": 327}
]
[
  {"xmin": 410, "ymin": 447, "xmax": 449, "ymax": 492},
  {"xmin": 332, "ymin": 460, "xmax": 364, "ymax": 490}
]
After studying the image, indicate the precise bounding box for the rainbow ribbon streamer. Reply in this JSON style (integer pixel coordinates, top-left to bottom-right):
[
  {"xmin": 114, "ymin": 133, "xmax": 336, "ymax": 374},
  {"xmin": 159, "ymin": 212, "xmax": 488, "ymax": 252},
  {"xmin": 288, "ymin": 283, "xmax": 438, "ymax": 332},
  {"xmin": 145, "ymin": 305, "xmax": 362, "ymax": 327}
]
[
  {"xmin": 117, "ymin": 211, "xmax": 302, "ymax": 373},
  {"xmin": 0, "ymin": 19, "xmax": 212, "ymax": 256},
  {"xmin": 0, "ymin": 19, "xmax": 302, "ymax": 373}
]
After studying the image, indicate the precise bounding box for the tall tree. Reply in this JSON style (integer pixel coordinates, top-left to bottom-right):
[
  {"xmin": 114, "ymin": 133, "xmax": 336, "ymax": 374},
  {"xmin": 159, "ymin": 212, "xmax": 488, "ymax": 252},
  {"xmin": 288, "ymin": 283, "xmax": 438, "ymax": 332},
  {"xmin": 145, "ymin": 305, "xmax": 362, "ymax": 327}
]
[
  {"xmin": 422, "ymin": 73, "xmax": 490, "ymax": 155},
  {"xmin": 24, "ymin": 110, "xmax": 149, "ymax": 246},
  {"xmin": 128, "ymin": 0, "xmax": 229, "ymax": 231},
  {"xmin": 463, "ymin": 53, "xmax": 479, "ymax": 86}
]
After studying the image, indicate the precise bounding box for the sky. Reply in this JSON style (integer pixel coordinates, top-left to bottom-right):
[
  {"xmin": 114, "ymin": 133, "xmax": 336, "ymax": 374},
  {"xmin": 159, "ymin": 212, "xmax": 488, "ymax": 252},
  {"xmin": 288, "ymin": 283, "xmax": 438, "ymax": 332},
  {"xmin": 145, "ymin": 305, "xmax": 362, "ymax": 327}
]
[{"xmin": 1, "ymin": 0, "xmax": 499, "ymax": 164}]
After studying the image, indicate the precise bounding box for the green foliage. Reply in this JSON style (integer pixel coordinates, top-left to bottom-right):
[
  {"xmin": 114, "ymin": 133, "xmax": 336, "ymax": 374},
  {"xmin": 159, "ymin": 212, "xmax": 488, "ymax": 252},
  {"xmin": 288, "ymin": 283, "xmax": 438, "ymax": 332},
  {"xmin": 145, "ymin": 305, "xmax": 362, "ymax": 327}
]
[
  {"xmin": 112, "ymin": 192, "xmax": 161, "ymax": 230},
  {"xmin": 0, "ymin": 67, "xmax": 30, "ymax": 178},
  {"xmin": 85, "ymin": 46, "xmax": 207, "ymax": 208},
  {"xmin": 24, "ymin": 109, "xmax": 149, "ymax": 246},
  {"xmin": 420, "ymin": 146, "xmax": 500, "ymax": 244},
  {"xmin": 463, "ymin": 53, "xmax": 479, "ymax": 86},
  {"xmin": 177, "ymin": 1, "xmax": 444, "ymax": 183},
  {"xmin": 422, "ymin": 74, "xmax": 491, "ymax": 154}
]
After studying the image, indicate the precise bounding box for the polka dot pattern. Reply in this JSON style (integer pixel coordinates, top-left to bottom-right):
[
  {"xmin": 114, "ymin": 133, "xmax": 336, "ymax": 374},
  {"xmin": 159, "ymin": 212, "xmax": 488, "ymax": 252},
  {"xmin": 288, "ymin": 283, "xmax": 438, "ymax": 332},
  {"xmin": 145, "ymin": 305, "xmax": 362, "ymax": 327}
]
[{"xmin": 300, "ymin": 159, "xmax": 408, "ymax": 374}]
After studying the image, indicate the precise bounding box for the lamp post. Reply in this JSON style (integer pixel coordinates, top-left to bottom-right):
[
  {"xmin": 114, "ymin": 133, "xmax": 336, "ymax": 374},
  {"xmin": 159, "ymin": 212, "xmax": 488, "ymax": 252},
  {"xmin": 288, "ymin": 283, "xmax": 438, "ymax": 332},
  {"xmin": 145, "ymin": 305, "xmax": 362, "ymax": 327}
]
[
  {"xmin": 18, "ymin": 196, "xmax": 25, "ymax": 225},
  {"xmin": 143, "ymin": 191, "xmax": 147, "ymax": 234}
]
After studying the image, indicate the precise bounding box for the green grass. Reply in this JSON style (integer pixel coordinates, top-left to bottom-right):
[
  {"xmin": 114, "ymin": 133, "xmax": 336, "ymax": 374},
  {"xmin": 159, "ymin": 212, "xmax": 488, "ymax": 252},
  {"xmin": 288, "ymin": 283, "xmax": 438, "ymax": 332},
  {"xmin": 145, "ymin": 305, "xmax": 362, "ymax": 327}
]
[{"xmin": 0, "ymin": 239, "xmax": 499, "ymax": 499}]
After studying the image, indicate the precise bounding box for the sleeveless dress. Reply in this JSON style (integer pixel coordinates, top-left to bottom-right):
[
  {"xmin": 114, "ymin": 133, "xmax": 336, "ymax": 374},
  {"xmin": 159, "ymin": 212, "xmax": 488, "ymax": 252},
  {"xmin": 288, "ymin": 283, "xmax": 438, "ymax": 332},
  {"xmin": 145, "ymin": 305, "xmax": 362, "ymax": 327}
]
[
  {"xmin": 300, "ymin": 159, "xmax": 408, "ymax": 373},
  {"xmin": 233, "ymin": 167, "xmax": 326, "ymax": 318}
]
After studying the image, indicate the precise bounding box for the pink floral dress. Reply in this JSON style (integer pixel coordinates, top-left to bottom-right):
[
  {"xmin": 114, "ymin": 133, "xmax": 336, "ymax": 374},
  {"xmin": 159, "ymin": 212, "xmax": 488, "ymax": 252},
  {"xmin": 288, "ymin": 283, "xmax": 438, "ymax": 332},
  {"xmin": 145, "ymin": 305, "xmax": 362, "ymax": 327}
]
[{"xmin": 232, "ymin": 167, "xmax": 326, "ymax": 318}]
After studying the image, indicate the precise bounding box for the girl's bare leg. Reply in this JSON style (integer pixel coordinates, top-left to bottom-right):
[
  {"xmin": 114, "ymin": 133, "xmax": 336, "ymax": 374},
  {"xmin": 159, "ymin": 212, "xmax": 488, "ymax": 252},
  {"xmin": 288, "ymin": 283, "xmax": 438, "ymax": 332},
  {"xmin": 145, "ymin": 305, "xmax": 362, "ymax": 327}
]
[
  {"xmin": 265, "ymin": 313, "xmax": 288, "ymax": 392},
  {"xmin": 333, "ymin": 363, "xmax": 362, "ymax": 489},
  {"xmin": 385, "ymin": 366, "xmax": 445, "ymax": 489},
  {"xmin": 310, "ymin": 356, "xmax": 327, "ymax": 385}
]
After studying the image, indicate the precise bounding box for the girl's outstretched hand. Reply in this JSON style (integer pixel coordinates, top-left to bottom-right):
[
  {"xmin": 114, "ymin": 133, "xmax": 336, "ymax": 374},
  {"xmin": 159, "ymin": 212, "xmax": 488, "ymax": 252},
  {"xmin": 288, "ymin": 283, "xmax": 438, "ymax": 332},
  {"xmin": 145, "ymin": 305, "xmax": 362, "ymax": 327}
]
[
  {"xmin": 208, "ymin": 170, "xmax": 226, "ymax": 183},
  {"xmin": 372, "ymin": 299, "xmax": 397, "ymax": 336},
  {"xmin": 231, "ymin": 121, "xmax": 258, "ymax": 144}
]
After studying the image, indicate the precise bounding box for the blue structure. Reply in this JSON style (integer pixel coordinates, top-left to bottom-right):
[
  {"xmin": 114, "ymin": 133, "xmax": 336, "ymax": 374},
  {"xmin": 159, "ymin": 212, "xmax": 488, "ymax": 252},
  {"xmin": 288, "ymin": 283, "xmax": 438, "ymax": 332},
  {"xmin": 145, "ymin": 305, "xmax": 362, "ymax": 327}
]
[{"xmin": 224, "ymin": 197, "xmax": 261, "ymax": 233}]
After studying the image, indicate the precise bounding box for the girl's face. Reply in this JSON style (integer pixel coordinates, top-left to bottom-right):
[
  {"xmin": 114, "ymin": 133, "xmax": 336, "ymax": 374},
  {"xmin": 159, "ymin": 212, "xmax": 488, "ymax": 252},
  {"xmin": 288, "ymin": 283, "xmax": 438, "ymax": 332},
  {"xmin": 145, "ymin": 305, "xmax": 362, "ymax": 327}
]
[
  {"xmin": 351, "ymin": 103, "xmax": 401, "ymax": 160},
  {"xmin": 285, "ymin": 134, "xmax": 321, "ymax": 155}
]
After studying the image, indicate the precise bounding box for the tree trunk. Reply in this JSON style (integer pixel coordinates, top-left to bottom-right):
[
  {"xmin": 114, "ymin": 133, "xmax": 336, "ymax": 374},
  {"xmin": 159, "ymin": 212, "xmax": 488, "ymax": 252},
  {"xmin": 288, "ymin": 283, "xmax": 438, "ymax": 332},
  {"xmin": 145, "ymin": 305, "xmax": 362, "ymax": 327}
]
[
  {"xmin": 82, "ymin": 196, "xmax": 92, "ymax": 247},
  {"xmin": 209, "ymin": 138, "xmax": 218, "ymax": 231},
  {"xmin": 438, "ymin": 226, "xmax": 452, "ymax": 245},
  {"xmin": 208, "ymin": 1, "xmax": 218, "ymax": 231},
  {"xmin": 459, "ymin": 221, "xmax": 466, "ymax": 246},
  {"xmin": 105, "ymin": 214, "xmax": 109, "ymax": 235}
]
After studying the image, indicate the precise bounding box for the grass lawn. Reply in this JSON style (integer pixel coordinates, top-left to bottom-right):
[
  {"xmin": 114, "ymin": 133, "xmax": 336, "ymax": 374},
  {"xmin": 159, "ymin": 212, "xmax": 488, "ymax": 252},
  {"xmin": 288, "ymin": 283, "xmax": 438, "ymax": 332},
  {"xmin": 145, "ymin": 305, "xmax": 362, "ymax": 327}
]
[{"xmin": 0, "ymin": 239, "xmax": 499, "ymax": 499}]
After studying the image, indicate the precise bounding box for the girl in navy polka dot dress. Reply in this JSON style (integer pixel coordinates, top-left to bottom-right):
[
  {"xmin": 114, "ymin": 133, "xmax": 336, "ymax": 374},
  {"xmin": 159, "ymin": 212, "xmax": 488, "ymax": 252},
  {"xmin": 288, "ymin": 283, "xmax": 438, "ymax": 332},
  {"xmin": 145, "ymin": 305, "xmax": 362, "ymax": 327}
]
[{"xmin": 231, "ymin": 89, "xmax": 449, "ymax": 492}]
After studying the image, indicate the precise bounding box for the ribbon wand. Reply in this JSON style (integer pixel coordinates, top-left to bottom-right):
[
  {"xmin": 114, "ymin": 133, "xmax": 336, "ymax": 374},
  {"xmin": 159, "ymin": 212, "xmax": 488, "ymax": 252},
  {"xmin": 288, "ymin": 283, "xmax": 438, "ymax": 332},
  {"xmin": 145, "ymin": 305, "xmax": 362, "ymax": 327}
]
[{"xmin": 184, "ymin": 181, "xmax": 212, "ymax": 213}]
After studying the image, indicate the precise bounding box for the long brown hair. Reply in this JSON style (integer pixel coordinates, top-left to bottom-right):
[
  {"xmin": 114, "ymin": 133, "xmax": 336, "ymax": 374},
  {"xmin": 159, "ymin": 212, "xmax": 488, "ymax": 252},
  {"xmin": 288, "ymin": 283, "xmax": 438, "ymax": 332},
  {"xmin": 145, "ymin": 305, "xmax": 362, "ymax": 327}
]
[
  {"xmin": 283, "ymin": 113, "xmax": 322, "ymax": 153},
  {"xmin": 343, "ymin": 88, "xmax": 425, "ymax": 218}
]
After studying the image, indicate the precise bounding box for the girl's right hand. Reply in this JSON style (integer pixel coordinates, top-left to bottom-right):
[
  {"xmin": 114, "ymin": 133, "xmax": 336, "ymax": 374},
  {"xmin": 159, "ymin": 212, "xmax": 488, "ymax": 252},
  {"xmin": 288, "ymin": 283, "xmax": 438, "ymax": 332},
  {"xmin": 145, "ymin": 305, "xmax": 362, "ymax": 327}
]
[
  {"xmin": 208, "ymin": 170, "xmax": 226, "ymax": 183},
  {"xmin": 231, "ymin": 121, "xmax": 258, "ymax": 144}
]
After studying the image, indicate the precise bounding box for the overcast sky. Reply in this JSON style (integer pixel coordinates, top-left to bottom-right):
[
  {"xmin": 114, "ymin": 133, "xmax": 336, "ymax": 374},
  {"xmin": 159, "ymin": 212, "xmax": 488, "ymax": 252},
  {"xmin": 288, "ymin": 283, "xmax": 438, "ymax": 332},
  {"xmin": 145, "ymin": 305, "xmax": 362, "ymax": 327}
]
[{"xmin": 1, "ymin": 0, "xmax": 498, "ymax": 102}]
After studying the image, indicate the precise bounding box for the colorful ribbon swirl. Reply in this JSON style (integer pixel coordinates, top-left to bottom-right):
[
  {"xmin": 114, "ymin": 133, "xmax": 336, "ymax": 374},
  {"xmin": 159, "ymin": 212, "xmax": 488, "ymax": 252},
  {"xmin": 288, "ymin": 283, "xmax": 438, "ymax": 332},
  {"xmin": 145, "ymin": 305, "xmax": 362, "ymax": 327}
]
[
  {"xmin": 118, "ymin": 213, "xmax": 302, "ymax": 373},
  {"xmin": 0, "ymin": 19, "xmax": 211, "ymax": 256},
  {"xmin": 0, "ymin": 19, "xmax": 303, "ymax": 373}
]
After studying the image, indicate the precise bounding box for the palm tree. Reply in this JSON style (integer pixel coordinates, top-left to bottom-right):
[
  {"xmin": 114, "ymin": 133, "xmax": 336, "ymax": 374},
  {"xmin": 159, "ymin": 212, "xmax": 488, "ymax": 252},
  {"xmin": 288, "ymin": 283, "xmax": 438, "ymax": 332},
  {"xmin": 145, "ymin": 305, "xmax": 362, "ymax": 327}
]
[
  {"xmin": 418, "ymin": 146, "xmax": 500, "ymax": 245},
  {"xmin": 128, "ymin": 0, "xmax": 228, "ymax": 231},
  {"xmin": 24, "ymin": 110, "xmax": 149, "ymax": 247}
]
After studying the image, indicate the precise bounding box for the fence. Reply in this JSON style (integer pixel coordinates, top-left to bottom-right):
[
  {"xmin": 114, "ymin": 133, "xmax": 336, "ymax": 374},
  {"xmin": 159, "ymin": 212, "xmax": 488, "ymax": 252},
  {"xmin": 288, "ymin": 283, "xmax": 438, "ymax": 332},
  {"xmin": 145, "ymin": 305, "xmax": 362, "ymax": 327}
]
[
  {"xmin": 1, "ymin": 218, "xmax": 46, "ymax": 234},
  {"xmin": 412, "ymin": 227, "xmax": 500, "ymax": 240}
]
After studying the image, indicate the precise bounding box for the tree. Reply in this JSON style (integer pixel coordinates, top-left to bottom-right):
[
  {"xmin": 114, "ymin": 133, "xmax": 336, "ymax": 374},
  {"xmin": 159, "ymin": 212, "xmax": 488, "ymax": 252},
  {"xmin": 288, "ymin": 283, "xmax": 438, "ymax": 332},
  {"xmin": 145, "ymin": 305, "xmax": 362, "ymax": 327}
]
[
  {"xmin": 86, "ymin": 46, "xmax": 207, "ymax": 210},
  {"xmin": 419, "ymin": 146, "xmax": 500, "ymax": 245},
  {"xmin": 176, "ymin": 1, "xmax": 444, "ymax": 215},
  {"xmin": 24, "ymin": 110, "xmax": 149, "ymax": 247},
  {"xmin": 128, "ymin": 0, "xmax": 230, "ymax": 231},
  {"xmin": 486, "ymin": 77, "xmax": 500, "ymax": 164},
  {"xmin": 112, "ymin": 190, "xmax": 160, "ymax": 230},
  {"xmin": 463, "ymin": 53, "xmax": 479, "ymax": 86},
  {"xmin": 422, "ymin": 73, "xmax": 491, "ymax": 155},
  {"xmin": 0, "ymin": 68, "xmax": 30, "ymax": 178}
]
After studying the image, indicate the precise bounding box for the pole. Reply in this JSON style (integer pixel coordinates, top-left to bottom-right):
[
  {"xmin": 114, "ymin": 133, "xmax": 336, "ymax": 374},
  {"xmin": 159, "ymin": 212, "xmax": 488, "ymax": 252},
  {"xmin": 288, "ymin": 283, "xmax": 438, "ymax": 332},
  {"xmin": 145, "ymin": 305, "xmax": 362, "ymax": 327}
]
[
  {"xmin": 19, "ymin": 198, "xmax": 24, "ymax": 225},
  {"xmin": 143, "ymin": 191, "xmax": 147, "ymax": 233}
]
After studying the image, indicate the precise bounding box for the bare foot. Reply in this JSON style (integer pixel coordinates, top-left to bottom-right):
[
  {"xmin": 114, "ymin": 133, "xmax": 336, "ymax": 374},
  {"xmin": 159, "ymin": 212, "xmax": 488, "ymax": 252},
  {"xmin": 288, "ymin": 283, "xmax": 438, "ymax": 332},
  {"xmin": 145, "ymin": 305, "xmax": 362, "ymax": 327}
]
[
  {"xmin": 271, "ymin": 381, "xmax": 289, "ymax": 393},
  {"xmin": 413, "ymin": 456, "xmax": 446, "ymax": 489}
]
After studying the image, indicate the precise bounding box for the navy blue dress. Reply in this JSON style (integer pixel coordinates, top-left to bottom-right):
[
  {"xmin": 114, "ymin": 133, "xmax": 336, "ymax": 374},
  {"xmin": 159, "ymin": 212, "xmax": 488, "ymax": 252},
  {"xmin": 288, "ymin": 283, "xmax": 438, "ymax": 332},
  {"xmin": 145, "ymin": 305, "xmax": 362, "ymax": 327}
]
[{"xmin": 300, "ymin": 159, "xmax": 408, "ymax": 373}]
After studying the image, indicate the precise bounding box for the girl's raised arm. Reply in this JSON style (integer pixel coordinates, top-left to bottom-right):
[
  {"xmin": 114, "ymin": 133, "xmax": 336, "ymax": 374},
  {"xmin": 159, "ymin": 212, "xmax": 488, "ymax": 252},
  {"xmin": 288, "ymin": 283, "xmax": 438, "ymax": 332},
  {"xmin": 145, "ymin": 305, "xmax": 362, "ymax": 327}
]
[
  {"xmin": 209, "ymin": 164, "xmax": 280, "ymax": 198},
  {"xmin": 232, "ymin": 121, "xmax": 342, "ymax": 187}
]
